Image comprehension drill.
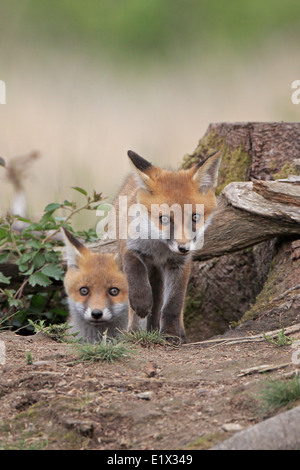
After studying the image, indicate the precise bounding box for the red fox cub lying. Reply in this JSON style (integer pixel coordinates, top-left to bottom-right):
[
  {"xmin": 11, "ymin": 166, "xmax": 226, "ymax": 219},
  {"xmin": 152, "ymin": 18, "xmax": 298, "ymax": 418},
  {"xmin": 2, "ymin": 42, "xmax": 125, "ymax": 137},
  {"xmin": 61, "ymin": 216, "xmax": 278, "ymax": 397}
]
[
  {"xmin": 114, "ymin": 150, "xmax": 221, "ymax": 343},
  {"xmin": 62, "ymin": 228, "xmax": 128, "ymax": 342}
]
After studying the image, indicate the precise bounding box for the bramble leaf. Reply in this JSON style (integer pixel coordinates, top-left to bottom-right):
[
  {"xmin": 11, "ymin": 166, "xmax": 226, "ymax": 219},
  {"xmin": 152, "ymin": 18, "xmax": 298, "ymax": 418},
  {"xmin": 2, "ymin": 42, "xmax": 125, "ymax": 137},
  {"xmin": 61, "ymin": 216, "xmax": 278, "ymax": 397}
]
[
  {"xmin": 0, "ymin": 271, "xmax": 11, "ymax": 285},
  {"xmin": 41, "ymin": 264, "xmax": 64, "ymax": 281},
  {"xmin": 28, "ymin": 272, "xmax": 52, "ymax": 287}
]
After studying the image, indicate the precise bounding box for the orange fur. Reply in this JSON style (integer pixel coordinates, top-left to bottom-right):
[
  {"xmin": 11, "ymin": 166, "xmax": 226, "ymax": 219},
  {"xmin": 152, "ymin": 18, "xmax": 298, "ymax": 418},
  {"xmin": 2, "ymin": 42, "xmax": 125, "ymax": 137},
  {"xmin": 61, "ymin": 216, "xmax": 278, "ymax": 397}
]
[
  {"xmin": 62, "ymin": 229, "xmax": 129, "ymax": 342},
  {"xmin": 113, "ymin": 150, "xmax": 221, "ymax": 342},
  {"xmin": 64, "ymin": 251, "xmax": 128, "ymax": 309}
]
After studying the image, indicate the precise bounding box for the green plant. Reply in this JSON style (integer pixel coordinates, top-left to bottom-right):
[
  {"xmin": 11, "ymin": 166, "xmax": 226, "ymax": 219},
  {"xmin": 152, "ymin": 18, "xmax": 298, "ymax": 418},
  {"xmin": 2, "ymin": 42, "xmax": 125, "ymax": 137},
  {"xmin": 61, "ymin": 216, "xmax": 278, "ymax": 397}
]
[
  {"xmin": 258, "ymin": 375, "xmax": 300, "ymax": 415},
  {"xmin": 28, "ymin": 319, "xmax": 78, "ymax": 343},
  {"xmin": 26, "ymin": 350, "xmax": 33, "ymax": 365},
  {"xmin": 121, "ymin": 328, "xmax": 167, "ymax": 347},
  {"xmin": 263, "ymin": 328, "xmax": 294, "ymax": 347},
  {"xmin": 76, "ymin": 332, "xmax": 133, "ymax": 363},
  {"xmin": 0, "ymin": 187, "xmax": 102, "ymax": 331}
]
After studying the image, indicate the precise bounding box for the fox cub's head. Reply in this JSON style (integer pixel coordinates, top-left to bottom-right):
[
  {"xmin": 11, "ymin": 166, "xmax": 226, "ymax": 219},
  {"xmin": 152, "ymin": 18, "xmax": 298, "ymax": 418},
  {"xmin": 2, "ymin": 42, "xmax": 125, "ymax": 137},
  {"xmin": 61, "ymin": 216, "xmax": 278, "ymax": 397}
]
[
  {"xmin": 128, "ymin": 150, "xmax": 221, "ymax": 255},
  {"xmin": 62, "ymin": 228, "xmax": 128, "ymax": 325}
]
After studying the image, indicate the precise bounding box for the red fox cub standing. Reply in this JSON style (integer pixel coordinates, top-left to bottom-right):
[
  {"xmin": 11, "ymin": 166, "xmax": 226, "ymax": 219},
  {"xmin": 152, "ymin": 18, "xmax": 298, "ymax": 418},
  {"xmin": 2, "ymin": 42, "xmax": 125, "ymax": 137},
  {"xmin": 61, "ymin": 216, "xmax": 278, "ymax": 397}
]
[
  {"xmin": 62, "ymin": 228, "xmax": 129, "ymax": 342},
  {"xmin": 114, "ymin": 150, "xmax": 221, "ymax": 343}
]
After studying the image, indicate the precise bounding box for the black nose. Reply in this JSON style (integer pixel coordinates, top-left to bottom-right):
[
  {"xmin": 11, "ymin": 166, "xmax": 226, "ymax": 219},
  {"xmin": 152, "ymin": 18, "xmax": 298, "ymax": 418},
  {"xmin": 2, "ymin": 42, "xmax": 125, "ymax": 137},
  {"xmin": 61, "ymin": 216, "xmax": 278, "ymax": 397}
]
[
  {"xmin": 178, "ymin": 245, "xmax": 189, "ymax": 254},
  {"xmin": 91, "ymin": 310, "xmax": 103, "ymax": 320}
]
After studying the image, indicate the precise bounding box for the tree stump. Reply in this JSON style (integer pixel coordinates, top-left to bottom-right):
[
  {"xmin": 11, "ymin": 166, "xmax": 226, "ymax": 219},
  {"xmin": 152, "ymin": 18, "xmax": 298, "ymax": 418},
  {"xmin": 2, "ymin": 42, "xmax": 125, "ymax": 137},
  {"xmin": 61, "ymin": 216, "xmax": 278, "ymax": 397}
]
[{"xmin": 183, "ymin": 122, "xmax": 300, "ymax": 340}]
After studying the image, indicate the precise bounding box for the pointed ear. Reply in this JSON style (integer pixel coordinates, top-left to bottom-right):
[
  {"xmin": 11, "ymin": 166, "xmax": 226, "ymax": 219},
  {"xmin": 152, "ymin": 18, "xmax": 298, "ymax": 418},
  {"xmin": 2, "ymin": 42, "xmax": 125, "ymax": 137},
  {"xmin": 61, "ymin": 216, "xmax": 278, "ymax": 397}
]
[
  {"xmin": 127, "ymin": 150, "xmax": 153, "ymax": 189},
  {"xmin": 61, "ymin": 227, "xmax": 88, "ymax": 268},
  {"xmin": 191, "ymin": 151, "xmax": 222, "ymax": 193},
  {"xmin": 113, "ymin": 252, "xmax": 122, "ymax": 269}
]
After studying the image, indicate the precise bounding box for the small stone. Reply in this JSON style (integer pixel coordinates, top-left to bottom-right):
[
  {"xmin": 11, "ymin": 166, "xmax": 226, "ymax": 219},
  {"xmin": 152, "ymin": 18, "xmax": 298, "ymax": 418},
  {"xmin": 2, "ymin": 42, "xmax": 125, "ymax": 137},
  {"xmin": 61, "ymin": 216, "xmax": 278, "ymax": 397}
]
[
  {"xmin": 222, "ymin": 423, "xmax": 243, "ymax": 432},
  {"xmin": 143, "ymin": 362, "xmax": 158, "ymax": 378},
  {"xmin": 136, "ymin": 391, "xmax": 153, "ymax": 400},
  {"xmin": 79, "ymin": 422, "xmax": 94, "ymax": 437}
]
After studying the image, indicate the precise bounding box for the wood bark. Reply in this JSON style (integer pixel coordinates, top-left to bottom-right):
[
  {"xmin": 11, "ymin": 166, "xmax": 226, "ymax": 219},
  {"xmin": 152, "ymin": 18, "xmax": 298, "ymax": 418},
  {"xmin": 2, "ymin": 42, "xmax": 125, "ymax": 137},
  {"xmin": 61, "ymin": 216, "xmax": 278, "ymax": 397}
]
[
  {"xmin": 193, "ymin": 178, "xmax": 300, "ymax": 261},
  {"xmin": 182, "ymin": 122, "xmax": 300, "ymax": 340}
]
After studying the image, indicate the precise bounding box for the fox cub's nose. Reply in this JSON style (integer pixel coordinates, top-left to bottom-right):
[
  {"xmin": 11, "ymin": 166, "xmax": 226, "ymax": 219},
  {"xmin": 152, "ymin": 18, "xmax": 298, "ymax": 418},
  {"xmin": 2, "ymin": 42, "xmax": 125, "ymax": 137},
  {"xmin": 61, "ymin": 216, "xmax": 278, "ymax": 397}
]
[
  {"xmin": 178, "ymin": 244, "xmax": 190, "ymax": 254},
  {"xmin": 91, "ymin": 309, "xmax": 103, "ymax": 320}
]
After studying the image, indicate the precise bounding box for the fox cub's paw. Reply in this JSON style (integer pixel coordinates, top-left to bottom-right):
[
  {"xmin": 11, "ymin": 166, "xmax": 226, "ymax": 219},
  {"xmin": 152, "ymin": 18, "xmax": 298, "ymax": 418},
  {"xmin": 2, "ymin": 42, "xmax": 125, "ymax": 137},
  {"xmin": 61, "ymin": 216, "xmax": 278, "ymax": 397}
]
[
  {"xmin": 129, "ymin": 286, "xmax": 153, "ymax": 319},
  {"xmin": 160, "ymin": 327, "xmax": 187, "ymax": 345}
]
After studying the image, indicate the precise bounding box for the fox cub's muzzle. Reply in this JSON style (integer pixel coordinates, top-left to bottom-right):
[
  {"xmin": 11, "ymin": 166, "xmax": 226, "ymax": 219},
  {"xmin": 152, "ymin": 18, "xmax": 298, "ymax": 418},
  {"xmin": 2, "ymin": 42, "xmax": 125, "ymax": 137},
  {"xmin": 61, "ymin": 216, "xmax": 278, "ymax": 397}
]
[
  {"xmin": 91, "ymin": 309, "xmax": 103, "ymax": 320},
  {"xmin": 178, "ymin": 243, "xmax": 190, "ymax": 254}
]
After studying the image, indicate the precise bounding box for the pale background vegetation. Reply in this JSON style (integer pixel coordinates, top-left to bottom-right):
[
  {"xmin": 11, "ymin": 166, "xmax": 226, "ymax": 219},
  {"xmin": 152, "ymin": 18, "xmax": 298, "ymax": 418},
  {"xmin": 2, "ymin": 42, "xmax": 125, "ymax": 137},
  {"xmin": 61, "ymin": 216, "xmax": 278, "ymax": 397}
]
[{"xmin": 0, "ymin": 0, "xmax": 300, "ymax": 229}]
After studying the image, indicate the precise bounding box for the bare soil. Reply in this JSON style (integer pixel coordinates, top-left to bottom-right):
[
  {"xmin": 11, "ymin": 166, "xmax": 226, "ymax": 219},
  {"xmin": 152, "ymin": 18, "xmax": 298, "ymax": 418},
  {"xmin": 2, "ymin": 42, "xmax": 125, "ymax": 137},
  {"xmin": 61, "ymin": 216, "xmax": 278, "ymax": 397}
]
[{"xmin": 0, "ymin": 329, "xmax": 299, "ymax": 450}]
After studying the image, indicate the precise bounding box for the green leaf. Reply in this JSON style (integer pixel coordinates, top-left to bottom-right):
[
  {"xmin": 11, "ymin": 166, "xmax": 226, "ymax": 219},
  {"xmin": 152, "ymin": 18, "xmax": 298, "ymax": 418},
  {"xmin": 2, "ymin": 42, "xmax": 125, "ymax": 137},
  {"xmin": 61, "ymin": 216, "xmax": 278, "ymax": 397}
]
[
  {"xmin": 0, "ymin": 228, "xmax": 8, "ymax": 240},
  {"xmin": 0, "ymin": 271, "xmax": 11, "ymax": 284},
  {"xmin": 40, "ymin": 211, "xmax": 56, "ymax": 225},
  {"xmin": 23, "ymin": 222, "xmax": 43, "ymax": 232},
  {"xmin": 3, "ymin": 288, "xmax": 16, "ymax": 298},
  {"xmin": 17, "ymin": 252, "xmax": 33, "ymax": 266},
  {"xmin": 0, "ymin": 252, "xmax": 10, "ymax": 264},
  {"xmin": 97, "ymin": 203, "xmax": 113, "ymax": 213},
  {"xmin": 62, "ymin": 200, "xmax": 74, "ymax": 207},
  {"xmin": 44, "ymin": 203, "xmax": 61, "ymax": 213},
  {"xmin": 71, "ymin": 186, "xmax": 87, "ymax": 196},
  {"xmin": 44, "ymin": 251, "xmax": 61, "ymax": 263},
  {"xmin": 7, "ymin": 298, "xmax": 23, "ymax": 309},
  {"xmin": 29, "ymin": 294, "xmax": 47, "ymax": 313},
  {"xmin": 18, "ymin": 263, "xmax": 29, "ymax": 273},
  {"xmin": 26, "ymin": 239, "xmax": 42, "ymax": 250},
  {"xmin": 21, "ymin": 265, "xmax": 35, "ymax": 276},
  {"xmin": 16, "ymin": 216, "xmax": 31, "ymax": 223},
  {"xmin": 41, "ymin": 264, "xmax": 64, "ymax": 281},
  {"xmin": 33, "ymin": 252, "xmax": 46, "ymax": 270},
  {"xmin": 28, "ymin": 272, "xmax": 52, "ymax": 287}
]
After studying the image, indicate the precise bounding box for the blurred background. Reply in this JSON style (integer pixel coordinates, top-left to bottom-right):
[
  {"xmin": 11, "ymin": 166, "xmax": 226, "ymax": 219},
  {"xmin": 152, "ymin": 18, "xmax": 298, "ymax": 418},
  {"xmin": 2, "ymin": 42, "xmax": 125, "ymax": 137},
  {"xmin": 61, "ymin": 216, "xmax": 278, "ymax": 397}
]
[{"xmin": 0, "ymin": 0, "xmax": 300, "ymax": 229}]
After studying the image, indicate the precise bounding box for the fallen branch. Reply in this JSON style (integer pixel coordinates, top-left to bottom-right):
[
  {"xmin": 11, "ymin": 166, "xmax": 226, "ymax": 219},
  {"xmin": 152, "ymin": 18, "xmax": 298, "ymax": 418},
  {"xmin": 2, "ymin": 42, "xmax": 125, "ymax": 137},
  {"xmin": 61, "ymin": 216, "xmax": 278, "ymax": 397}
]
[
  {"xmin": 272, "ymin": 284, "xmax": 300, "ymax": 302},
  {"xmin": 183, "ymin": 323, "xmax": 300, "ymax": 347},
  {"xmin": 237, "ymin": 362, "xmax": 290, "ymax": 377}
]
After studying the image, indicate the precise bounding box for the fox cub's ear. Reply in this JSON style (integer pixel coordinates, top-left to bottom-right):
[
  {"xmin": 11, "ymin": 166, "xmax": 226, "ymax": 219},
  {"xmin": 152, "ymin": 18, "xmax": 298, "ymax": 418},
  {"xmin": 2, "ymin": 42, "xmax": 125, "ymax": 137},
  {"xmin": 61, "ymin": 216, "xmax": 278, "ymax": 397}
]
[
  {"xmin": 113, "ymin": 252, "xmax": 122, "ymax": 269},
  {"xmin": 191, "ymin": 150, "xmax": 222, "ymax": 193},
  {"xmin": 61, "ymin": 227, "xmax": 89, "ymax": 268},
  {"xmin": 127, "ymin": 150, "xmax": 153, "ymax": 189}
]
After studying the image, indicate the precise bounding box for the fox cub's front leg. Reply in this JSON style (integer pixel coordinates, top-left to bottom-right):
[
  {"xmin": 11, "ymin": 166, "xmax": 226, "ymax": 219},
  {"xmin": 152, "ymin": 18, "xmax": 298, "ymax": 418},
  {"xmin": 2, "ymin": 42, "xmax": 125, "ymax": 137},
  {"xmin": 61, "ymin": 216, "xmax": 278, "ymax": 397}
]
[
  {"xmin": 160, "ymin": 260, "xmax": 191, "ymax": 343},
  {"xmin": 123, "ymin": 250, "xmax": 153, "ymax": 319}
]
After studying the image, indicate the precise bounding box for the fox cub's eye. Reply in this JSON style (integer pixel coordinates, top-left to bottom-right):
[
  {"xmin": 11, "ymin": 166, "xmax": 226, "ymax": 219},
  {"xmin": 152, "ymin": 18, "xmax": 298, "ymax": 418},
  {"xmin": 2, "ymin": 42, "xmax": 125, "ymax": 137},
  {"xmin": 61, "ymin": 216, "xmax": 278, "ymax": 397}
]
[
  {"xmin": 108, "ymin": 287, "xmax": 120, "ymax": 296},
  {"xmin": 79, "ymin": 287, "xmax": 89, "ymax": 296},
  {"xmin": 159, "ymin": 215, "xmax": 170, "ymax": 225},
  {"xmin": 192, "ymin": 213, "xmax": 201, "ymax": 223}
]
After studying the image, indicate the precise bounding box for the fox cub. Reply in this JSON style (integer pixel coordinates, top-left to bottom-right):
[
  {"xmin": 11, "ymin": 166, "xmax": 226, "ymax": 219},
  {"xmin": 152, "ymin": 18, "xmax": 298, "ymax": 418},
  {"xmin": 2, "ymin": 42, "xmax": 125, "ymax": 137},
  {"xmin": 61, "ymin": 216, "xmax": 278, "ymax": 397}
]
[
  {"xmin": 114, "ymin": 150, "xmax": 221, "ymax": 343},
  {"xmin": 62, "ymin": 228, "xmax": 129, "ymax": 342}
]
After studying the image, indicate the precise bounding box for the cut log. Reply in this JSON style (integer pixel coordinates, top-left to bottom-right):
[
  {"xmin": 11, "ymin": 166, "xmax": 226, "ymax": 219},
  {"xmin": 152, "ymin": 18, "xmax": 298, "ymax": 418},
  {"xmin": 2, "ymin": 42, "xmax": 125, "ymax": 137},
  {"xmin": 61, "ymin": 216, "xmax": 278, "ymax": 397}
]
[
  {"xmin": 192, "ymin": 178, "xmax": 300, "ymax": 261},
  {"xmin": 182, "ymin": 122, "xmax": 300, "ymax": 340},
  {"xmin": 84, "ymin": 177, "xmax": 300, "ymax": 261}
]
